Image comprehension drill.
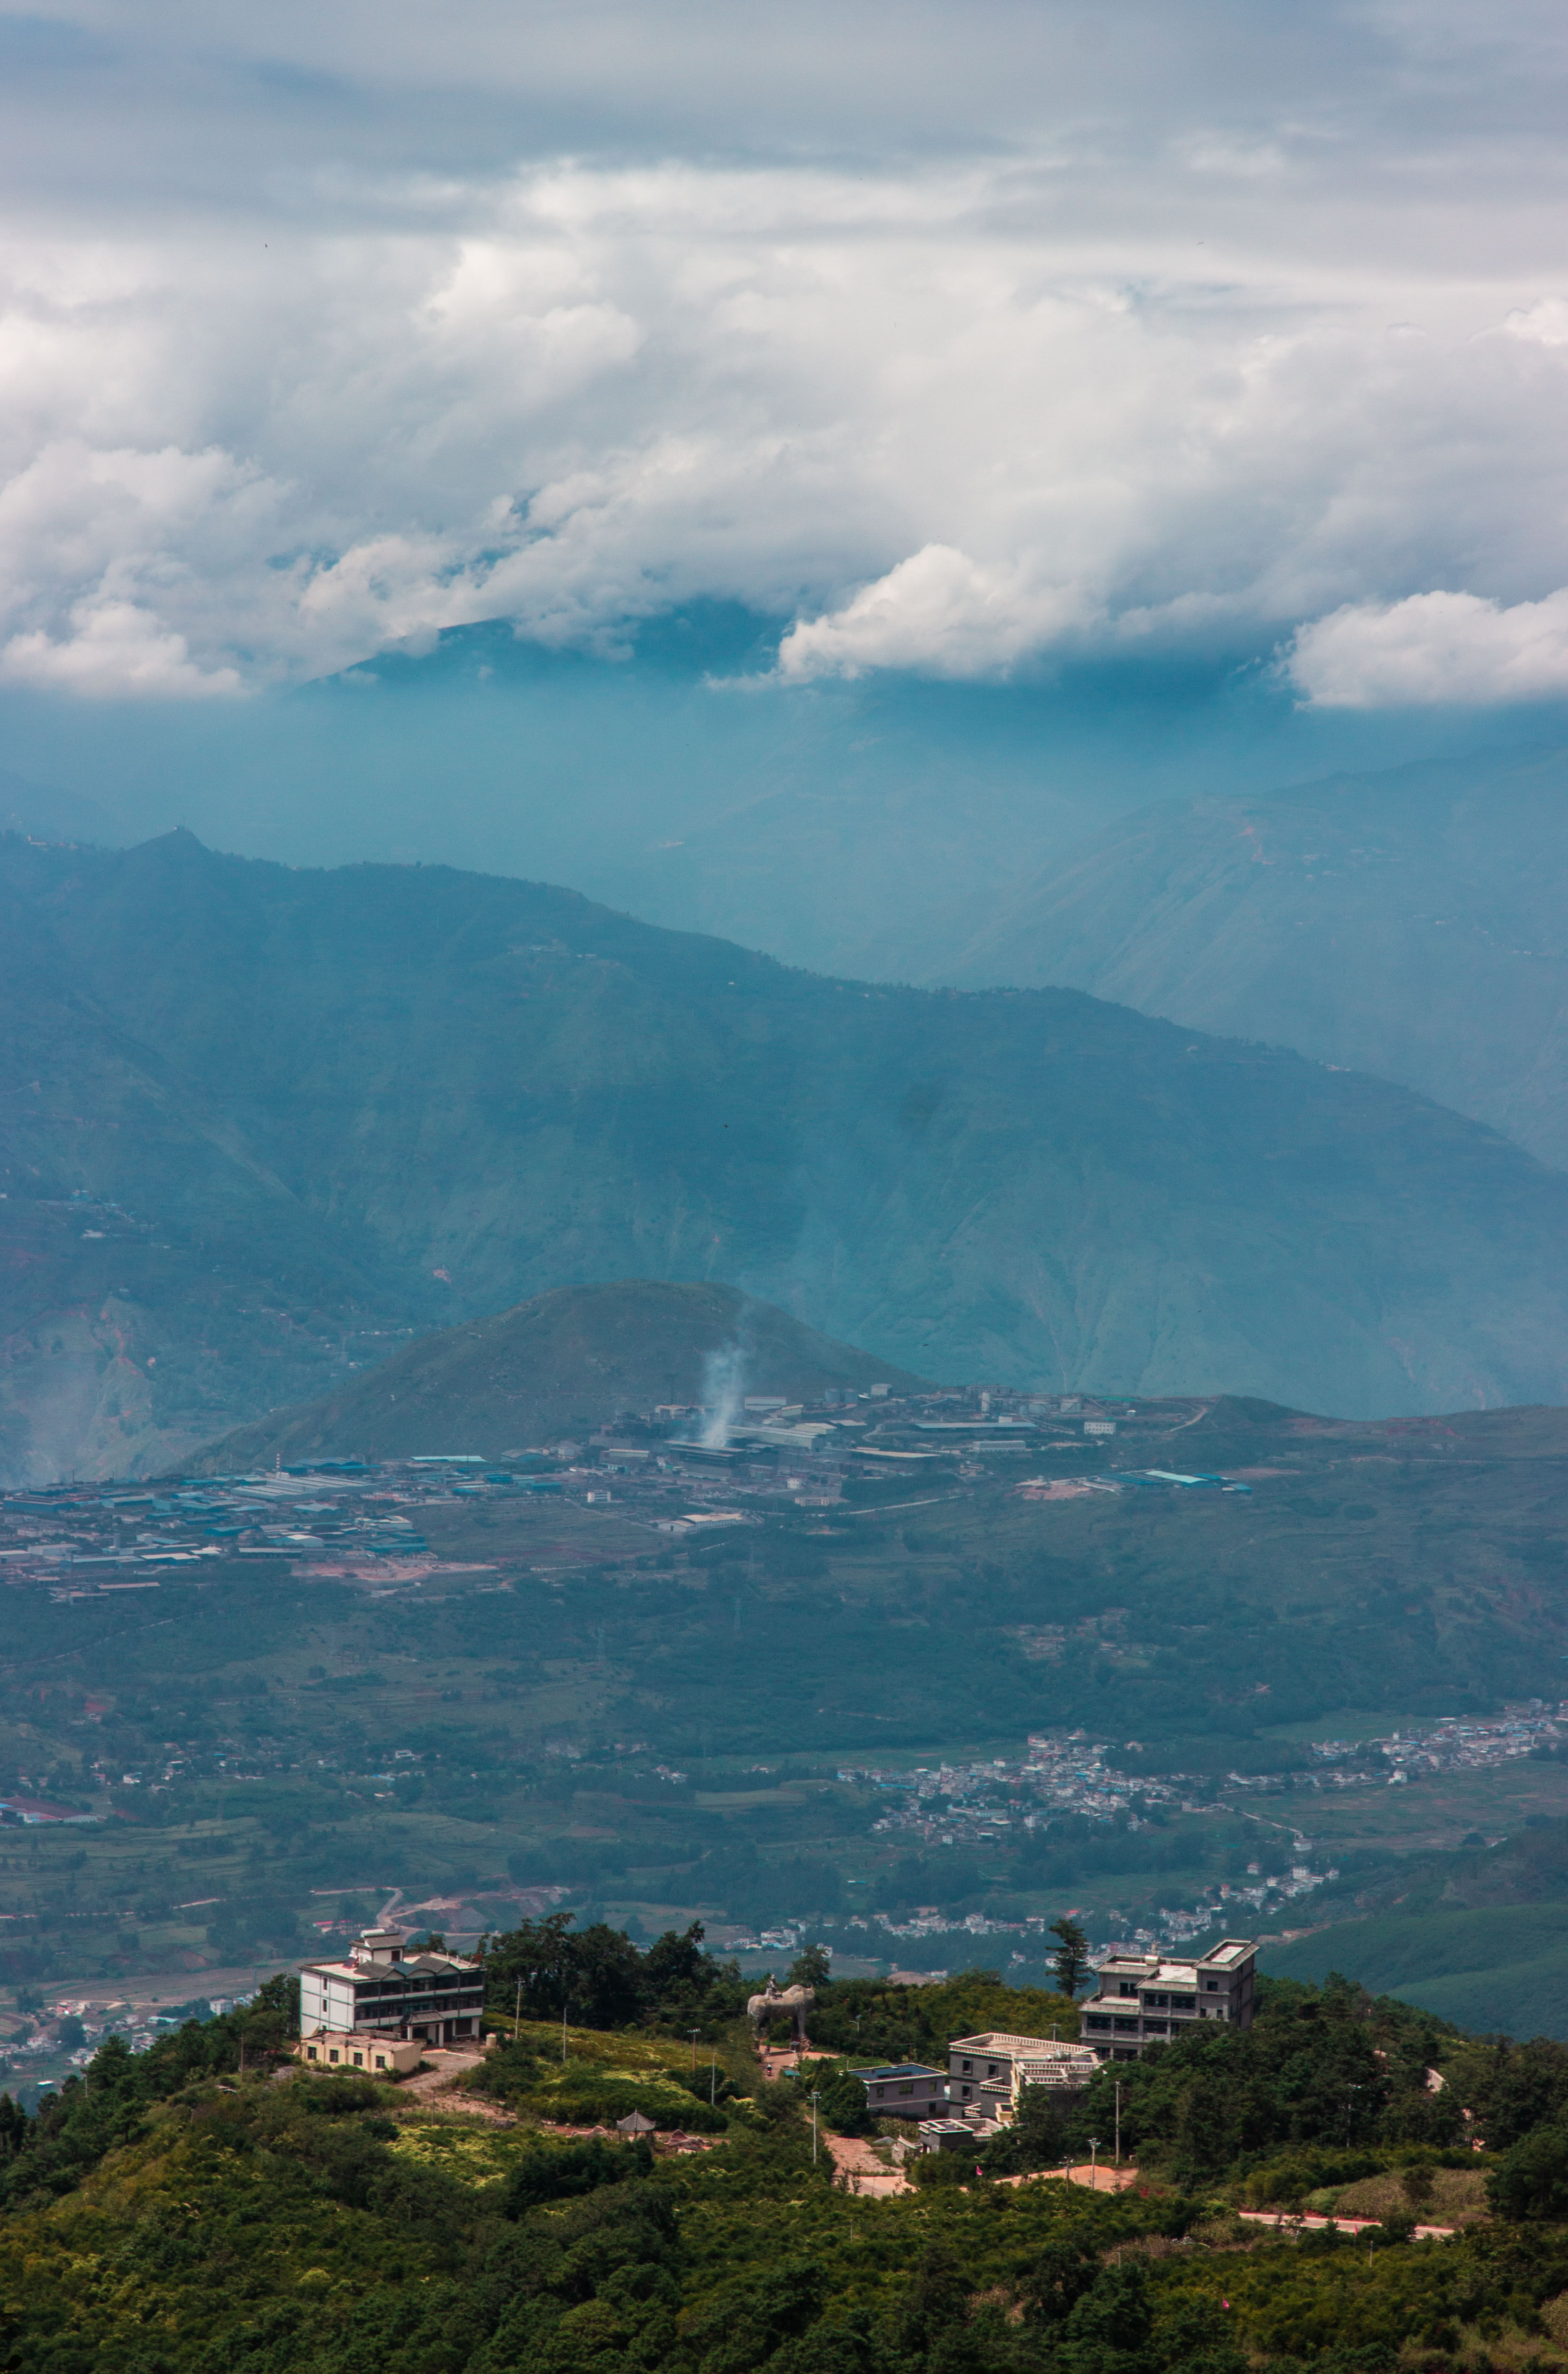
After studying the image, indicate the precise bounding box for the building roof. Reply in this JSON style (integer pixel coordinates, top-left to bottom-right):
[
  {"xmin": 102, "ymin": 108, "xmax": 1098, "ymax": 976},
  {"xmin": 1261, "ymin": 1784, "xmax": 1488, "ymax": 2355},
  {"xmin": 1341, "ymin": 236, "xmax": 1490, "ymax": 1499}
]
[
  {"xmin": 1094, "ymin": 1938, "xmax": 1255, "ymax": 1982},
  {"xmin": 948, "ymin": 2031, "xmax": 1080, "ymax": 2056},
  {"xmin": 300, "ymin": 1950, "xmax": 477, "ymax": 1982}
]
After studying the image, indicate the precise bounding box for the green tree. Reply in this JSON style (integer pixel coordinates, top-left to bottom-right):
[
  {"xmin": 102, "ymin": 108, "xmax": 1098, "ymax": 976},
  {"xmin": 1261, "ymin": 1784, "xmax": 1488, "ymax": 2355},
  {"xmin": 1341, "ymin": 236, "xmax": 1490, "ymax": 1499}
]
[
  {"xmin": 1050, "ymin": 1915, "xmax": 1091, "ymax": 1999},
  {"xmin": 1488, "ymin": 2121, "xmax": 1568, "ymax": 2220},
  {"xmin": 789, "ymin": 1941, "xmax": 833, "ymax": 1990}
]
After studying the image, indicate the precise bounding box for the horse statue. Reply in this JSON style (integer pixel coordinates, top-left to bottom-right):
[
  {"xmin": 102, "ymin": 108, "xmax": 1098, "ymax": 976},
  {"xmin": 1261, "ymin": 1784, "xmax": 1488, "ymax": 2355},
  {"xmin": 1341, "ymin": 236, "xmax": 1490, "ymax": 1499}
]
[{"xmin": 747, "ymin": 1972, "xmax": 813, "ymax": 2045}]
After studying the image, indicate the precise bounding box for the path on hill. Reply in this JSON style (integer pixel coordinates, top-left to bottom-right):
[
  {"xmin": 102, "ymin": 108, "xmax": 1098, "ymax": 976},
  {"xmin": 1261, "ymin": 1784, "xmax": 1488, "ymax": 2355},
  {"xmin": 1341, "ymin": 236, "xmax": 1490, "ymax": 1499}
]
[
  {"xmin": 1238, "ymin": 2208, "xmax": 1454, "ymax": 2240},
  {"xmin": 397, "ymin": 2047, "xmax": 517, "ymax": 2121}
]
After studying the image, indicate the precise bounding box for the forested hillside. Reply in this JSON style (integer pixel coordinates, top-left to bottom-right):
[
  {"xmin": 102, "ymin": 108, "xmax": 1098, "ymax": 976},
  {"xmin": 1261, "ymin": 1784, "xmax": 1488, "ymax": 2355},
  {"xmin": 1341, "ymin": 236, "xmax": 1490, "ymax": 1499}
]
[{"xmin": 10, "ymin": 1955, "xmax": 1568, "ymax": 2373}]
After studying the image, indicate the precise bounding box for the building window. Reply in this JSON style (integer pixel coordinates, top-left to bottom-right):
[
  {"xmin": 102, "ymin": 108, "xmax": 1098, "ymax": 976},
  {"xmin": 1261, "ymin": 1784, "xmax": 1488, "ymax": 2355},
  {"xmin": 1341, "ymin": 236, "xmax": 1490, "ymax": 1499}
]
[
  {"xmin": 328, "ymin": 2050, "xmax": 339, "ymax": 2063},
  {"xmin": 961, "ymin": 2059, "xmax": 972, "ymax": 2073},
  {"xmin": 352, "ymin": 2053, "xmax": 363, "ymax": 2067},
  {"xmin": 306, "ymin": 2046, "xmax": 318, "ymax": 2060},
  {"xmin": 376, "ymin": 2057, "xmax": 387, "ymax": 2070},
  {"xmin": 1086, "ymin": 2015, "xmax": 1111, "ymax": 2031},
  {"xmin": 898, "ymin": 2083, "xmax": 913, "ymax": 2096}
]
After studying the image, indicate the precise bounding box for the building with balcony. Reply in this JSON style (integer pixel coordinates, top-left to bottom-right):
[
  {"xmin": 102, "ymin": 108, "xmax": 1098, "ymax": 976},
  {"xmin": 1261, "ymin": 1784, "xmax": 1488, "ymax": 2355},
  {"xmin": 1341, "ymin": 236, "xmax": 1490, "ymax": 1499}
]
[
  {"xmin": 1079, "ymin": 1937, "xmax": 1256, "ymax": 2061},
  {"xmin": 299, "ymin": 1923, "xmax": 486, "ymax": 2048}
]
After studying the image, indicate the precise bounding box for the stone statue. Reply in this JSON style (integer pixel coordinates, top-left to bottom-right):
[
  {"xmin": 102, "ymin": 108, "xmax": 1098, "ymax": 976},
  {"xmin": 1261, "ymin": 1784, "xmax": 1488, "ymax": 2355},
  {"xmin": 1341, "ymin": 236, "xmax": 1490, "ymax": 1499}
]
[{"xmin": 747, "ymin": 1972, "xmax": 813, "ymax": 2044}]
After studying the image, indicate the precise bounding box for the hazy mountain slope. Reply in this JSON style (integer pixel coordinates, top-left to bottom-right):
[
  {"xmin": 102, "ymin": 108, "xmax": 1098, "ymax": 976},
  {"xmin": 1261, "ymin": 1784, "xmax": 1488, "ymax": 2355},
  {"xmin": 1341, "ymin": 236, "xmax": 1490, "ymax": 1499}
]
[
  {"xmin": 928, "ymin": 743, "xmax": 1568, "ymax": 1171},
  {"xmin": 0, "ymin": 868, "xmax": 409, "ymax": 1482},
  {"xmin": 190, "ymin": 1280, "xmax": 928, "ymax": 1468},
  {"xmin": 7, "ymin": 829, "xmax": 1568, "ymax": 1480}
]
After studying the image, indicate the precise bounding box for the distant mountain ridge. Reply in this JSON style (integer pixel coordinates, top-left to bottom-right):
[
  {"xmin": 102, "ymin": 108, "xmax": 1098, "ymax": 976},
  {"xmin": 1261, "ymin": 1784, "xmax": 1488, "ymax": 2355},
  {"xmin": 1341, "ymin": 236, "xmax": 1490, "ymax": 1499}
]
[
  {"xmin": 920, "ymin": 742, "xmax": 1568, "ymax": 1173},
  {"xmin": 5, "ymin": 827, "xmax": 1568, "ymax": 1480},
  {"xmin": 189, "ymin": 1281, "xmax": 928, "ymax": 1469}
]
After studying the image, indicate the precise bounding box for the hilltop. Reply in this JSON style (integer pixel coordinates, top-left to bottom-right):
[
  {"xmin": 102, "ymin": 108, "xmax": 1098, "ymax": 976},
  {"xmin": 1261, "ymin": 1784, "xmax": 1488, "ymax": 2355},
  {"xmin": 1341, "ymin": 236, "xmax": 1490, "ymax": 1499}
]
[
  {"xmin": 8, "ymin": 827, "xmax": 1568, "ymax": 1480},
  {"xmin": 188, "ymin": 1279, "xmax": 929, "ymax": 1468}
]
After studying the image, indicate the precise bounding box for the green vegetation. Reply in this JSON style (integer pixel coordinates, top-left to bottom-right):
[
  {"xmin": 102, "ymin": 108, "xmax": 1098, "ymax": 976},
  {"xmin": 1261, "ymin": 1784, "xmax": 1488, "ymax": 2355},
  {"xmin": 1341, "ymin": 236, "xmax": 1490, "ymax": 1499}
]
[
  {"xmin": 9, "ymin": 825, "xmax": 1568, "ymax": 1487},
  {"xmin": 11, "ymin": 1967, "xmax": 1568, "ymax": 2370},
  {"xmin": 8, "ymin": 1398, "xmax": 1568, "ymax": 2043}
]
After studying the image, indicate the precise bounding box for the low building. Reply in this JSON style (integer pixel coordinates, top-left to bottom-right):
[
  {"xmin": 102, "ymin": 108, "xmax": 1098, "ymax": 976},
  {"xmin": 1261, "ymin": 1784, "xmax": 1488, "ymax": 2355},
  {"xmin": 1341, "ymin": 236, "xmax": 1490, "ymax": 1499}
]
[
  {"xmin": 299, "ymin": 1923, "xmax": 486, "ymax": 2048},
  {"xmin": 296, "ymin": 2028, "xmax": 421, "ymax": 2076},
  {"xmin": 1079, "ymin": 1936, "xmax": 1256, "ymax": 2061},
  {"xmin": 946, "ymin": 2030, "xmax": 1094, "ymax": 2113},
  {"xmin": 918, "ymin": 2117, "xmax": 978, "ymax": 2154},
  {"xmin": 849, "ymin": 2061, "xmax": 949, "ymax": 2120}
]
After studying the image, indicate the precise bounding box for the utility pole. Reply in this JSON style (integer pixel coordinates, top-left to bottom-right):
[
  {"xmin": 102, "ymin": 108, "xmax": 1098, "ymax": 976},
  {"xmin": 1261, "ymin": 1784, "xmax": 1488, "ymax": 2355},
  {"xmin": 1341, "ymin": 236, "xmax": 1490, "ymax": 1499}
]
[
  {"xmin": 810, "ymin": 2089, "xmax": 821, "ymax": 2165},
  {"xmin": 515, "ymin": 1976, "xmax": 522, "ymax": 2036},
  {"xmin": 1088, "ymin": 2135, "xmax": 1099, "ymax": 2190},
  {"xmin": 561, "ymin": 1995, "xmax": 570, "ymax": 2063},
  {"xmin": 1344, "ymin": 2084, "xmax": 1363, "ymax": 2147},
  {"xmin": 690, "ymin": 2027, "xmax": 701, "ymax": 2070},
  {"xmin": 1114, "ymin": 2081, "xmax": 1123, "ymax": 2167},
  {"xmin": 710, "ymin": 2054, "xmax": 717, "ymax": 2106}
]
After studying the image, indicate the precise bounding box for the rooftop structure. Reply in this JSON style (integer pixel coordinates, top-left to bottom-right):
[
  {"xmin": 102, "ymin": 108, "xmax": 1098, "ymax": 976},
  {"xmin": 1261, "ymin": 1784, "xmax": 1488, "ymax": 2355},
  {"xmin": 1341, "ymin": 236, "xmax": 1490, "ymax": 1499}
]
[{"xmin": 946, "ymin": 2030, "xmax": 1093, "ymax": 2112}]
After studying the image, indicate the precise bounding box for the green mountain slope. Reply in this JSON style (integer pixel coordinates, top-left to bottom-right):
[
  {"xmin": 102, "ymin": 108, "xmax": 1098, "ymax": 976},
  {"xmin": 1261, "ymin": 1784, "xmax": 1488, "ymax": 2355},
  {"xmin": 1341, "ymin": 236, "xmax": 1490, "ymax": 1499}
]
[
  {"xmin": 7, "ymin": 826, "xmax": 1568, "ymax": 1480},
  {"xmin": 924, "ymin": 743, "xmax": 1568, "ymax": 1172},
  {"xmin": 1265, "ymin": 1820, "xmax": 1568, "ymax": 2039},
  {"xmin": 190, "ymin": 1279, "xmax": 927, "ymax": 1466}
]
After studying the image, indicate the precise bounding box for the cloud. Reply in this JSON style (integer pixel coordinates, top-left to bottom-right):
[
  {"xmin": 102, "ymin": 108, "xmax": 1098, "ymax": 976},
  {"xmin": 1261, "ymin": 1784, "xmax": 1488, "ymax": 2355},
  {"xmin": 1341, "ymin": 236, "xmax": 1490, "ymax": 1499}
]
[
  {"xmin": 0, "ymin": 8, "xmax": 1564, "ymax": 696},
  {"xmin": 779, "ymin": 547, "xmax": 1096, "ymax": 680},
  {"xmin": 0, "ymin": 596, "xmax": 241, "ymax": 697},
  {"xmin": 1285, "ymin": 588, "xmax": 1568, "ymax": 709}
]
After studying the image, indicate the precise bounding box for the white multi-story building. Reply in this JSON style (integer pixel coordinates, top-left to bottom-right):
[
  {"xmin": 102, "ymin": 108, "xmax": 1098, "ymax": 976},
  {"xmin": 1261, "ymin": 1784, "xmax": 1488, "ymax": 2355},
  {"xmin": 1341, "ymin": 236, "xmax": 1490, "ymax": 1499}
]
[
  {"xmin": 299, "ymin": 1925, "xmax": 486, "ymax": 2049},
  {"xmin": 1079, "ymin": 1936, "xmax": 1256, "ymax": 2061}
]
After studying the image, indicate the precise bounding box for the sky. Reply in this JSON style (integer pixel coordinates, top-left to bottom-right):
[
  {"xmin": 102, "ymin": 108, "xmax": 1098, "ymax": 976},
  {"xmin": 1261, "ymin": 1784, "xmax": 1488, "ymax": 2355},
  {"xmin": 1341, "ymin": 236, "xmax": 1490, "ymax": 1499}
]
[{"xmin": 1, "ymin": 0, "xmax": 1567, "ymax": 920}]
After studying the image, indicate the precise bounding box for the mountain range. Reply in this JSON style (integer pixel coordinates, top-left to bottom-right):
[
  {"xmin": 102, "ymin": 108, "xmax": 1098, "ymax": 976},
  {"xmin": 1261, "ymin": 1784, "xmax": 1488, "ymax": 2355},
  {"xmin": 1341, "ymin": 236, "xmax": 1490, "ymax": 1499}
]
[
  {"xmin": 908, "ymin": 742, "xmax": 1568, "ymax": 1174},
  {"xmin": 5, "ymin": 826, "xmax": 1568, "ymax": 1480}
]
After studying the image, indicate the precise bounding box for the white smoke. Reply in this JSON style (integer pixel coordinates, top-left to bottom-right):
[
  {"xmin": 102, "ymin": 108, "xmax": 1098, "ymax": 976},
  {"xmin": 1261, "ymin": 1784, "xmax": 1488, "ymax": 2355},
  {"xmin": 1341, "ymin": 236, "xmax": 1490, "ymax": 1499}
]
[{"xmin": 700, "ymin": 1344, "xmax": 746, "ymax": 1448}]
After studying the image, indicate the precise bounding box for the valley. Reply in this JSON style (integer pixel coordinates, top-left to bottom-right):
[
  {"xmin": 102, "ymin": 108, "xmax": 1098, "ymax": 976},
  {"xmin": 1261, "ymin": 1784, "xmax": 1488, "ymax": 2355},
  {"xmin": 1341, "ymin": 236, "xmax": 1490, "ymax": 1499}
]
[{"xmin": 5, "ymin": 1374, "xmax": 1568, "ymax": 2088}]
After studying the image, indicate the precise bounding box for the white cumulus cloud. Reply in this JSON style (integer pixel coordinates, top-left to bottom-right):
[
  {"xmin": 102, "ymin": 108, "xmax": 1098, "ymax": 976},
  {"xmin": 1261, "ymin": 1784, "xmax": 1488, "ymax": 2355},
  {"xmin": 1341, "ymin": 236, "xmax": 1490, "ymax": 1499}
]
[
  {"xmin": 779, "ymin": 547, "xmax": 1096, "ymax": 680},
  {"xmin": 1285, "ymin": 588, "xmax": 1568, "ymax": 708},
  {"xmin": 0, "ymin": 4, "xmax": 1564, "ymax": 698}
]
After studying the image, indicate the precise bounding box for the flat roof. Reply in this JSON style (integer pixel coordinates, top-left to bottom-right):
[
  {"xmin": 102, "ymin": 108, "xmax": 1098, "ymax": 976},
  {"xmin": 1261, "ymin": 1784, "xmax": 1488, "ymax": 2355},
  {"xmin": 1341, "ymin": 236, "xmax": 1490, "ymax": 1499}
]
[
  {"xmin": 849, "ymin": 2063, "xmax": 944, "ymax": 2081},
  {"xmin": 948, "ymin": 2031, "xmax": 1079, "ymax": 2055}
]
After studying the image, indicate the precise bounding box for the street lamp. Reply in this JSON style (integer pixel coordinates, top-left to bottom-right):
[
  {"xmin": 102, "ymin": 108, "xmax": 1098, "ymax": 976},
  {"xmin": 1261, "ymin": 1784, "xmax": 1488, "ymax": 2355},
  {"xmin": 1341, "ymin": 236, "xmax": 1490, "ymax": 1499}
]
[
  {"xmin": 810, "ymin": 2088, "xmax": 822, "ymax": 2165},
  {"xmin": 1114, "ymin": 2081, "xmax": 1123, "ymax": 2167},
  {"xmin": 1088, "ymin": 2136, "xmax": 1100, "ymax": 2189}
]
